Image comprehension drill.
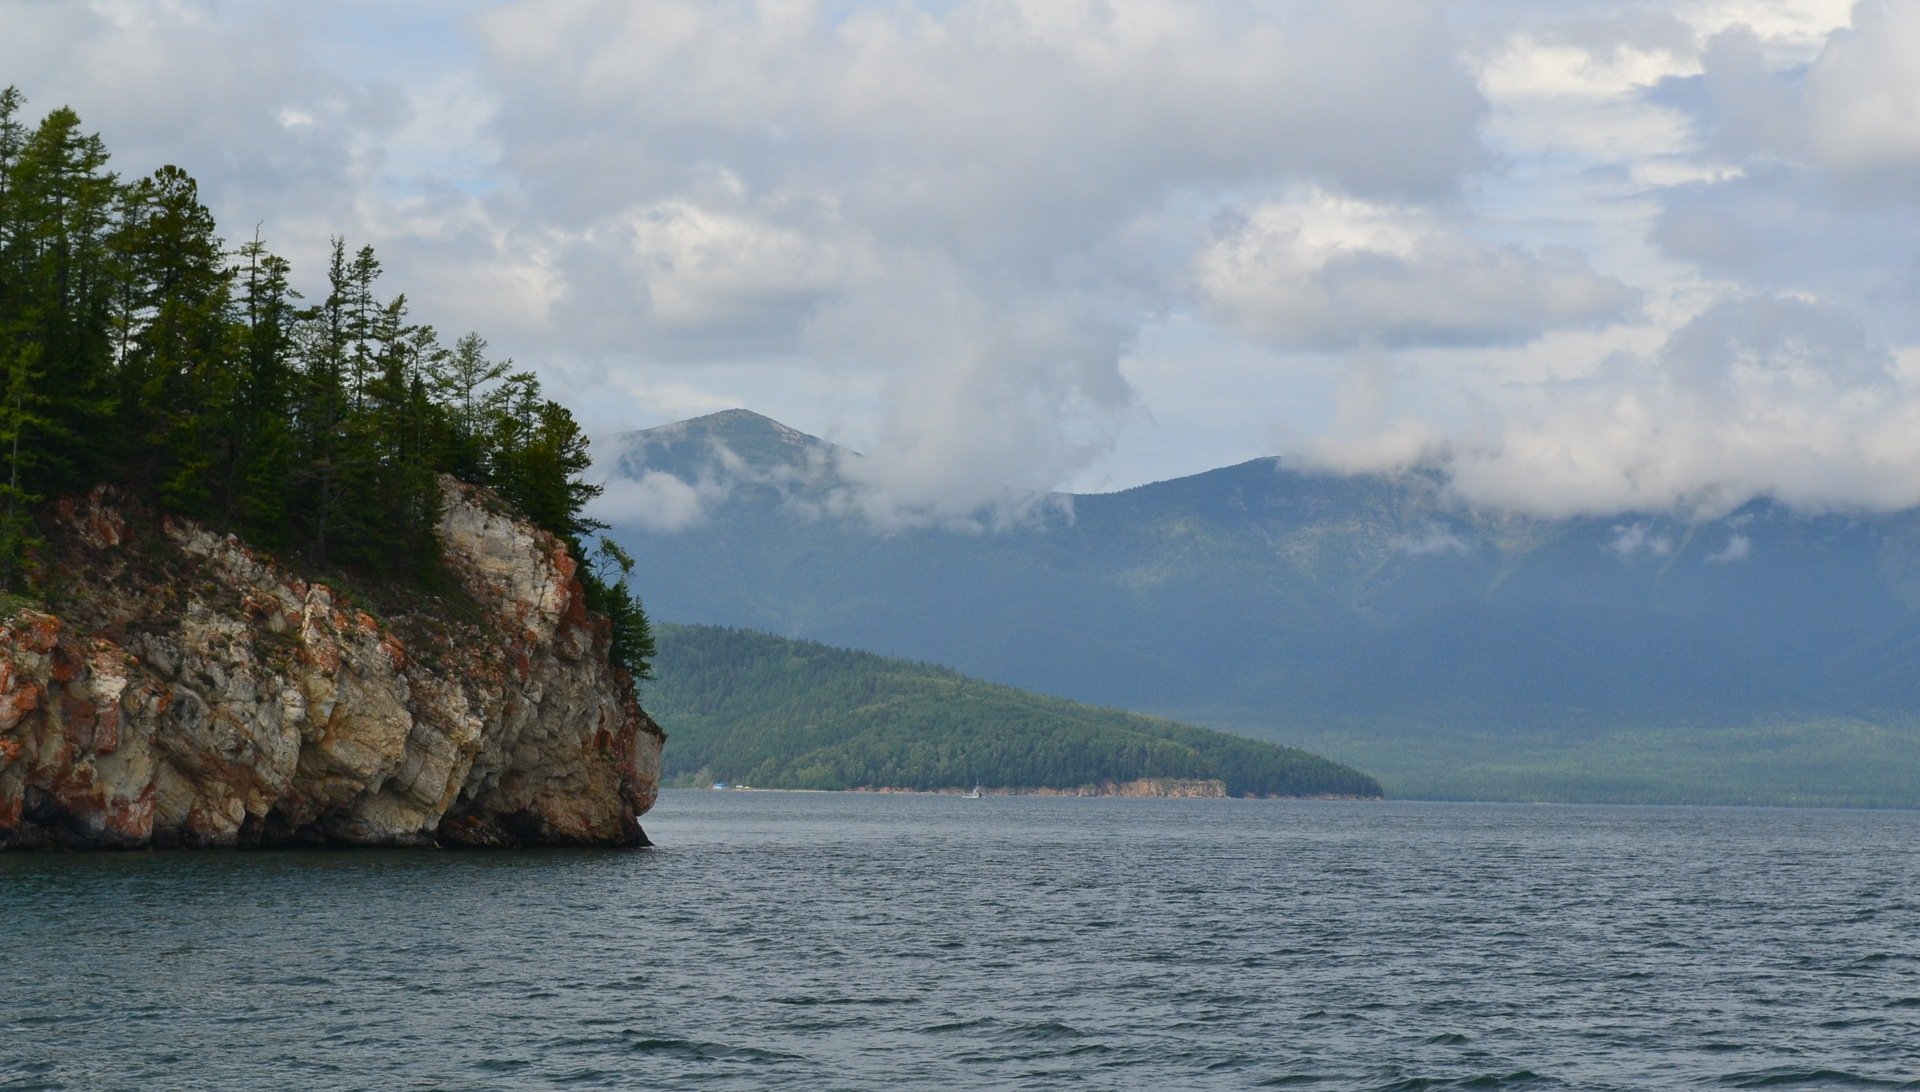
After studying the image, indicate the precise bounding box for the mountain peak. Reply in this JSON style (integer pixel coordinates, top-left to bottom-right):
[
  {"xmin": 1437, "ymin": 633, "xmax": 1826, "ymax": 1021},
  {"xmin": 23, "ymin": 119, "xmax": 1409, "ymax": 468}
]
[
  {"xmin": 617, "ymin": 408, "xmax": 850, "ymax": 482},
  {"xmin": 644, "ymin": 408, "xmax": 821, "ymax": 446}
]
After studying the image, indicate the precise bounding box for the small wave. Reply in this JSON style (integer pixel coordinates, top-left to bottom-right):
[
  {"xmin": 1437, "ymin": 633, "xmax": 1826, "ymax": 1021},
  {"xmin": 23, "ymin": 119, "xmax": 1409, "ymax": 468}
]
[
  {"xmin": 768, "ymin": 993, "xmax": 908, "ymax": 1007},
  {"xmin": 954, "ymin": 1042, "xmax": 1117, "ymax": 1065},
  {"xmin": 1714, "ymin": 1068, "xmax": 1920, "ymax": 1089},
  {"xmin": 1370, "ymin": 1070, "xmax": 1555, "ymax": 1091},
  {"xmin": 920, "ymin": 1018, "xmax": 995, "ymax": 1035},
  {"xmin": 619, "ymin": 1034, "xmax": 805, "ymax": 1065},
  {"xmin": 917, "ymin": 1017, "xmax": 1089, "ymax": 1044},
  {"xmin": 989, "ymin": 1019, "xmax": 1088, "ymax": 1044}
]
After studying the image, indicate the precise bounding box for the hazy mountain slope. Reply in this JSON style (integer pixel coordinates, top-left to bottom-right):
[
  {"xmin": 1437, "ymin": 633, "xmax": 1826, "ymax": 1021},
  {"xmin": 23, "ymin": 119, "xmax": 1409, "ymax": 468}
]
[
  {"xmin": 646, "ymin": 624, "xmax": 1382, "ymax": 798},
  {"xmin": 605, "ymin": 410, "xmax": 1920, "ymax": 803}
]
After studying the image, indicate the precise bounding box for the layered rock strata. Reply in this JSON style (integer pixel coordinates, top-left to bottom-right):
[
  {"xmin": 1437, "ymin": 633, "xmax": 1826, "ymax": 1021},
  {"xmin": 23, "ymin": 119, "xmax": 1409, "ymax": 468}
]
[{"xmin": 0, "ymin": 480, "xmax": 663, "ymax": 849}]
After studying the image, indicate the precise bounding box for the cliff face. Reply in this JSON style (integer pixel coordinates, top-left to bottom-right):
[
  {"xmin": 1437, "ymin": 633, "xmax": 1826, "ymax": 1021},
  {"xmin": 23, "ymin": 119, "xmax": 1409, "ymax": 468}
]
[{"xmin": 0, "ymin": 479, "xmax": 663, "ymax": 849}]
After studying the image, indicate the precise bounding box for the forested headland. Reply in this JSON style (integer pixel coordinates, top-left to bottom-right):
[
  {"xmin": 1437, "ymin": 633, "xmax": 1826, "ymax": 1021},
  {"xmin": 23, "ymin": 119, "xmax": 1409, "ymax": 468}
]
[
  {"xmin": 0, "ymin": 90, "xmax": 650, "ymax": 677},
  {"xmin": 649, "ymin": 623, "xmax": 1383, "ymax": 797}
]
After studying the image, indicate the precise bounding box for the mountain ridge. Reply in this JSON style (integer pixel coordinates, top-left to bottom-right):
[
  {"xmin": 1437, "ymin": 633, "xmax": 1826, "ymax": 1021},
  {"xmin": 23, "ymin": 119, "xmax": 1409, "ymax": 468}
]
[{"xmin": 600, "ymin": 410, "xmax": 1920, "ymax": 804}]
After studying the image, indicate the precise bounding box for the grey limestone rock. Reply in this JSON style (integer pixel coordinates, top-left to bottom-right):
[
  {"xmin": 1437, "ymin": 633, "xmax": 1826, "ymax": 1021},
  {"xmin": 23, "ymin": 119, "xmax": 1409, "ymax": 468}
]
[{"xmin": 0, "ymin": 479, "xmax": 663, "ymax": 849}]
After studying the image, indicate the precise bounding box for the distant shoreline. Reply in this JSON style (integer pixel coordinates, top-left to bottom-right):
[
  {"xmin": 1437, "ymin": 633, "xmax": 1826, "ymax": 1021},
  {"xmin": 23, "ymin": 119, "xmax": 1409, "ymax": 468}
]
[{"xmin": 684, "ymin": 784, "xmax": 1380, "ymax": 801}]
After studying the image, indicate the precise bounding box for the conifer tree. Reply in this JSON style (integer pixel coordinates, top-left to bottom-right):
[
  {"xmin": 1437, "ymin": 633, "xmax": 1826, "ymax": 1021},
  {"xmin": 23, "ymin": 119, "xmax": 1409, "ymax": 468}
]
[
  {"xmin": 117, "ymin": 165, "xmax": 233, "ymax": 514},
  {"xmin": 431, "ymin": 332, "xmax": 510, "ymax": 481},
  {"xmin": 7, "ymin": 106, "xmax": 116, "ymax": 493},
  {"xmin": 234, "ymin": 230, "xmax": 298, "ymax": 546},
  {"xmin": 0, "ymin": 95, "xmax": 654, "ymax": 685},
  {"xmin": 0, "ymin": 87, "xmax": 37, "ymax": 591},
  {"xmin": 293, "ymin": 237, "xmax": 353, "ymax": 563},
  {"xmin": 590, "ymin": 538, "xmax": 655, "ymax": 680},
  {"xmin": 489, "ymin": 371, "xmax": 602, "ymax": 544},
  {"xmin": 345, "ymin": 243, "xmax": 380, "ymax": 413},
  {"xmin": 0, "ymin": 340, "xmax": 46, "ymax": 594}
]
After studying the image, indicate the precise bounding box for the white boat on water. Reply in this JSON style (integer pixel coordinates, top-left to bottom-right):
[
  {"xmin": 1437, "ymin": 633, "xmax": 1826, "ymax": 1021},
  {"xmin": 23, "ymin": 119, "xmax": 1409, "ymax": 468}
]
[{"xmin": 962, "ymin": 785, "xmax": 982, "ymax": 799}]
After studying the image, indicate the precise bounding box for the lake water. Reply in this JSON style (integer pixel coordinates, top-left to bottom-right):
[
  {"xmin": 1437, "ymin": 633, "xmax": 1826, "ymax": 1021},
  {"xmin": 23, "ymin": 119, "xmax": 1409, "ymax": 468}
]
[{"xmin": 4, "ymin": 791, "xmax": 1919, "ymax": 1089}]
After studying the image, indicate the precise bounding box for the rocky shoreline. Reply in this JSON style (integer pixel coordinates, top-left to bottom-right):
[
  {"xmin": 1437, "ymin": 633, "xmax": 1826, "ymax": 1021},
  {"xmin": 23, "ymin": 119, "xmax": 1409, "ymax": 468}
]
[{"xmin": 0, "ymin": 480, "xmax": 663, "ymax": 850}]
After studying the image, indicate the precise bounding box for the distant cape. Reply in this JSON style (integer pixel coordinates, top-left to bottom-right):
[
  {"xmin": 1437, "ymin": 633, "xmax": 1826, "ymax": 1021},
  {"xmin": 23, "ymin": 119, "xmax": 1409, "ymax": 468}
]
[{"xmin": 594, "ymin": 408, "xmax": 1920, "ymax": 807}]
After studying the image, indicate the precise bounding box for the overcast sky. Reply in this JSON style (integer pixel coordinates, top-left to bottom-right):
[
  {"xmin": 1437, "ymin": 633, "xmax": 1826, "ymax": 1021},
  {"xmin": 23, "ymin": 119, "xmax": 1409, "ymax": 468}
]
[{"xmin": 5, "ymin": 0, "xmax": 1919, "ymax": 521}]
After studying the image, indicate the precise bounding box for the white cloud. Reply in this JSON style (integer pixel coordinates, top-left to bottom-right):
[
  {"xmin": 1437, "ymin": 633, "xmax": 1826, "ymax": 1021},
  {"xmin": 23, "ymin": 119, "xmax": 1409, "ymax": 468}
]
[
  {"xmin": 1399, "ymin": 526, "xmax": 1474, "ymax": 557},
  {"xmin": 536, "ymin": 198, "xmax": 871, "ymax": 360},
  {"xmin": 0, "ymin": 2, "xmax": 372, "ymax": 229},
  {"xmin": 1196, "ymin": 196, "xmax": 1639, "ymax": 350},
  {"xmin": 587, "ymin": 471, "xmax": 719, "ymax": 532},
  {"xmin": 1650, "ymin": 201, "xmax": 1765, "ymax": 268},
  {"xmin": 19, "ymin": 0, "xmax": 1920, "ymax": 528},
  {"xmin": 819, "ymin": 272, "xmax": 1138, "ymax": 527},
  {"xmin": 1435, "ymin": 294, "xmax": 1920, "ymax": 517},
  {"xmin": 1696, "ymin": 2, "xmax": 1920, "ymax": 189},
  {"xmin": 1707, "ymin": 532, "xmax": 1752, "ymax": 562},
  {"xmin": 1478, "ymin": 10, "xmax": 1697, "ymax": 100},
  {"xmin": 1607, "ymin": 522, "xmax": 1674, "ymax": 557},
  {"xmin": 1662, "ymin": 293, "xmax": 1892, "ymax": 398},
  {"xmin": 463, "ymin": 0, "xmax": 1490, "ymax": 519}
]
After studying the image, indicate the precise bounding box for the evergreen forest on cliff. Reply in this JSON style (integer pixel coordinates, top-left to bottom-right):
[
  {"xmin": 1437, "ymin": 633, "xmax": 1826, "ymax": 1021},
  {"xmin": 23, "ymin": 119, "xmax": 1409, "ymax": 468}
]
[
  {"xmin": 0, "ymin": 91, "xmax": 651, "ymax": 678},
  {"xmin": 649, "ymin": 624, "xmax": 1382, "ymax": 797}
]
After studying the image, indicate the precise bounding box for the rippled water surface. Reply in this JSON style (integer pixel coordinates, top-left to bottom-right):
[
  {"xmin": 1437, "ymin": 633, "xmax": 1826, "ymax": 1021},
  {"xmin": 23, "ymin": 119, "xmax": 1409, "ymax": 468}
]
[{"xmin": 6, "ymin": 792, "xmax": 1920, "ymax": 1089}]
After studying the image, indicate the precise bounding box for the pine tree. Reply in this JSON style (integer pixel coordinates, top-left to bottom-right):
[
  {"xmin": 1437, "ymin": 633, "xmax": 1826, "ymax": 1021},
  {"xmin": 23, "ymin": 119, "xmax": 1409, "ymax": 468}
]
[
  {"xmin": 7, "ymin": 106, "xmax": 117, "ymax": 494},
  {"xmin": 489, "ymin": 371, "xmax": 603, "ymax": 544},
  {"xmin": 233, "ymin": 230, "xmax": 298, "ymax": 546},
  {"xmin": 292, "ymin": 237, "xmax": 353, "ymax": 564},
  {"xmin": 0, "ymin": 96, "xmax": 653, "ymax": 689},
  {"xmin": 345, "ymin": 243, "xmax": 381, "ymax": 413},
  {"xmin": 430, "ymin": 331, "xmax": 510, "ymax": 481},
  {"xmin": 356, "ymin": 294, "xmax": 445, "ymax": 570},
  {"xmin": 589, "ymin": 538, "xmax": 655, "ymax": 681},
  {"xmin": 116, "ymin": 165, "xmax": 233, "ymax": 515},
  {"xmin": 0, "ymin": 340, "xmax": 47, "ymax": 594},
  {"xmin": 0, "ymin": 87, "xmax": 37, "ymax": 591}
]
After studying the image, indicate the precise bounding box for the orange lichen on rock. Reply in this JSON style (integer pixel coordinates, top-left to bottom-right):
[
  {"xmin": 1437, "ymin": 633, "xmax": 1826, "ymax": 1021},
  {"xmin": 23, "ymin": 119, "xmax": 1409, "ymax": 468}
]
[
  {"xmin": 49, "ymin": 647, "xmax": 81, "ymax": 684},
  {"xmin": 0, "ymin": 679, "xmax": 42, "ymax": 730},
  {"xmin": 380, "ymin": 634, "xmax": 407, "ymax": 672},
  {"xmin": 1, "ymin": 477, "xmax": 662, "ymax": 850},
  {"xmin": 18, "ymin": 613, "xmax": 60, "ymax": 655}
]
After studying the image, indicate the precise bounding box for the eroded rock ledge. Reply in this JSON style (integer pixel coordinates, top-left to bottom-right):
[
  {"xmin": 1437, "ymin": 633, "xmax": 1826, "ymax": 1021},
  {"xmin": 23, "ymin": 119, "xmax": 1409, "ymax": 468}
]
[{"xmin": 0, "ymin": 480, "xmax": 663, "ymax": 849}]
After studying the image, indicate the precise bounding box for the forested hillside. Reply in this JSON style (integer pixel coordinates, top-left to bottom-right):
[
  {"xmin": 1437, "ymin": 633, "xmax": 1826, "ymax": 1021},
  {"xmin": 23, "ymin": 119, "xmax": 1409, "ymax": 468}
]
[
  {"xmin": 648, "ymin": 623, "xmax": 1382, "ymax": 797},
  {"xmin": 0, "ymin": 90, "xmax": 649, "ymax": 674},
  {"xmin": 603, "ymin": 409, "xmax": 1920, "ymax": 804}
]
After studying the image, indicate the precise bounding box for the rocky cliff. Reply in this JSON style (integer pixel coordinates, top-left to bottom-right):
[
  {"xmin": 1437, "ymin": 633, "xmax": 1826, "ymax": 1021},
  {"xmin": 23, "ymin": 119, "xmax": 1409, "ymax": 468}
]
[{"xmin": 0, "ymin": 479, "xmax": 663, "ymax": 849}]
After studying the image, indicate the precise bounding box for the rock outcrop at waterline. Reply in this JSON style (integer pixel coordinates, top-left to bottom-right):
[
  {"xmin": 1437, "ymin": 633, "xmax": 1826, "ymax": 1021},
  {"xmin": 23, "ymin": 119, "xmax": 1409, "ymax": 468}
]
[{"xmin": 0, "ymin": 480, "xmax": 663, "ymax": 849}]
